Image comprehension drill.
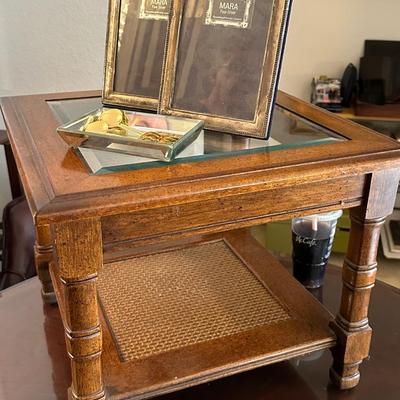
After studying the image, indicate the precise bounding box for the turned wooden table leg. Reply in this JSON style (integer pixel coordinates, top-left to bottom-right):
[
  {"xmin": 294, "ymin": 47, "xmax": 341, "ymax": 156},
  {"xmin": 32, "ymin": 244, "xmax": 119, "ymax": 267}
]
[
  {"xmin": 54, "ymin": 219, "xmax": 106, "ymax": 400},
  {"xmin": 35, "ymin": 224, "xmax": 56, "ymax": 304},
  {"xmin": 330, "ymin": 170, "xmax": 400, "ymax": 389},
  {"xmin": 330, "ymin": 211, "xmax": 383, "ymax": 388}
]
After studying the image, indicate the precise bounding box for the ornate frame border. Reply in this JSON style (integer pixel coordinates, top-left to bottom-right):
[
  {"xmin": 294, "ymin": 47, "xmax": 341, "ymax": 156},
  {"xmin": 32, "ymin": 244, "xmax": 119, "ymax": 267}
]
[{"xmin": 103, "ymin": 0, "xmax": 169, "ymax": 110}]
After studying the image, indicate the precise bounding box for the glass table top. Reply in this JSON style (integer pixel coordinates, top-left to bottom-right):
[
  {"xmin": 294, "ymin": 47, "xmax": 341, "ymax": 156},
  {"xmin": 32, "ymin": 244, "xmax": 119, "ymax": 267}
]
[{"xmin": 48, "ymin": 97, "xmax": 344, "ymax": 175}]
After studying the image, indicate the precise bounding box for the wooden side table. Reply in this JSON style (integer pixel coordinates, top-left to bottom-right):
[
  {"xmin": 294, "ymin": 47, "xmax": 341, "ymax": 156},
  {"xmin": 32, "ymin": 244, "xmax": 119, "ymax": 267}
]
[{"xmin": 2, "ymin": 91, "xmax": 400, "ymax": 400}]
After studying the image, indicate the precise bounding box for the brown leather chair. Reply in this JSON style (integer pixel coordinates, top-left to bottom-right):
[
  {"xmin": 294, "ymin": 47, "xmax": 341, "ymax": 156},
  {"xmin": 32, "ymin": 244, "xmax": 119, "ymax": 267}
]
[
  {"xmin": 0, "ymin": 130, "xmax": 22, "ymax": 199},
  {"xmin": 0, "ymin": 130, "xmax": 35, "ymax": 290},
  {"xmin": 1, "ymin": 197, "xmax": 36, "ymax": 289}
]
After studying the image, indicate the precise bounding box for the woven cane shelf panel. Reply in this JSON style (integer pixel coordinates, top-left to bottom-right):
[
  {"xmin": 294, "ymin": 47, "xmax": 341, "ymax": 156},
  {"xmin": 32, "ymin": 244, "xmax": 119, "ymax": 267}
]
[{"xmin": 98, "ymin": 241, "xmax": 290, "ymax": 362}]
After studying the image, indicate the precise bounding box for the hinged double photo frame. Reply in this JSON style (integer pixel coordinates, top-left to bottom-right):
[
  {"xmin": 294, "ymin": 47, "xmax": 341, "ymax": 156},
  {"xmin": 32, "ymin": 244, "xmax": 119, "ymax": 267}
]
[{"xmin": 103, "ymin": 0, "xmax": 292, "ymax": 138}]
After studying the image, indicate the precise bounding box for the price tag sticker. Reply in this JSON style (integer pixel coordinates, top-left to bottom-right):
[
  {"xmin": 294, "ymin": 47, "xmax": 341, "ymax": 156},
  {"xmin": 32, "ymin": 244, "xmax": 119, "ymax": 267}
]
[
  {"xmin": 205, "ymin": 0, "xmax": 255, "ymax": 29},
  {"xmin": 139, "ymin": 0, "xmax": 171, "ymax": 21}
]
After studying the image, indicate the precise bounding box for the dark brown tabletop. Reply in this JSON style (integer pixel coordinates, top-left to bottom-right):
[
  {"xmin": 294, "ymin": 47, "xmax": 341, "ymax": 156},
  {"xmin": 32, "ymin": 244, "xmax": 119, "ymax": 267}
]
[{"xmin": 0, "ymin": 263, "xmax": 399, "ymax": 400}]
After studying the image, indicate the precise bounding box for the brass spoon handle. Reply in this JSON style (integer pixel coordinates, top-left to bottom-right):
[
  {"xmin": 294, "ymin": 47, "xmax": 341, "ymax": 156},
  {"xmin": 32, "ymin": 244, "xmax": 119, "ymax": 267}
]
[
  {"xmin": 118, "ymin": 124, "xmax": 145, "ymax": 137},
  {"xmin": 119, "ymin": 124, "xmax": 178, "ymax": 140}
]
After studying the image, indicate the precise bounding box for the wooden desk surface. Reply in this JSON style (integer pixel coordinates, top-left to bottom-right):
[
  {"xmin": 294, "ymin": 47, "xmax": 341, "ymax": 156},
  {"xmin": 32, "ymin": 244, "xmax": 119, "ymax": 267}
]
[
  {"xmin": 0, "ymin": 264, "xmax": 399, "ymax": 400},
  {"xmin": 2, "ymin": 91, "xmax": 400, "ymax": 399}
]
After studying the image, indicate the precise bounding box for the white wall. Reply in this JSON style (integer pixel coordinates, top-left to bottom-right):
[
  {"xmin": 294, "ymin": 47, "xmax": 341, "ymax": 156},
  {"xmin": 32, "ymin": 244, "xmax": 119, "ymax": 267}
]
[
  {"xmin": 1, "ymin": 0, "xmax": 400, "ymax": 211},
  {"xmin": 0, "ymin": 0, "xmax": 108, "ymax": 97},
  {"xmin": 0, "ymin": 0, "xmax": 108, "ymax": 210},
  {"xmin": 2, "ymin": 0, "xmax": 400, "ymax": 107},
  {"xmin": 280, "ymin": 0, "xmax": 400, "ymax": 100}
]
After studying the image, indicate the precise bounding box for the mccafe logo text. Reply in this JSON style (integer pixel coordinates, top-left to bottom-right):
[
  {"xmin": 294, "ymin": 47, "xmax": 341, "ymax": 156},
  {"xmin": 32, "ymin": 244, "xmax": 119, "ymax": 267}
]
[{"xmin": 295, "ymin": 235, "xmax": 318, "ymax": 248}]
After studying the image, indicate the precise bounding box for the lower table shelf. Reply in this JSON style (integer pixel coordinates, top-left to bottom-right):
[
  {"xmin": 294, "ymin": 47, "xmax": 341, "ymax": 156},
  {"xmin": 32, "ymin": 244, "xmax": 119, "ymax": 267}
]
[{"xmin": 94, "ymin": 230, "xmax": 336, "ymax": 400}]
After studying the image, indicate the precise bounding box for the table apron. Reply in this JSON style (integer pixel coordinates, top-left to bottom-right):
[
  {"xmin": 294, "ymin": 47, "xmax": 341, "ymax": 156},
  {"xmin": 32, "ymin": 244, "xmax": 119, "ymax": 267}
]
[{"xmin": 101, "ymin": 175, "xmax": 366, "ymax": 246}]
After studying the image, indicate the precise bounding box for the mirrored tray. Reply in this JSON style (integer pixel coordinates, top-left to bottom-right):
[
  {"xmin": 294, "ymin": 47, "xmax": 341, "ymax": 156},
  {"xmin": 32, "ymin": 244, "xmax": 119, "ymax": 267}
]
[{"xmin": 57, "ymin": 108, "xmax": 204, "ymax": 161}]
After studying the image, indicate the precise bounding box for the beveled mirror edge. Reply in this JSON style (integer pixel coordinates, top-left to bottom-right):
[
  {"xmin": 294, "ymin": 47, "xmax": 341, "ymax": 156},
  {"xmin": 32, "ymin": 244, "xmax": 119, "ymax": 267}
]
[
  {"xmin": 102, "ymin": 0, "xmax": 159, "ymax": 111},
  {"xmin": 159, "ymin": 0, "xmax": 293, "ymax": 139}
]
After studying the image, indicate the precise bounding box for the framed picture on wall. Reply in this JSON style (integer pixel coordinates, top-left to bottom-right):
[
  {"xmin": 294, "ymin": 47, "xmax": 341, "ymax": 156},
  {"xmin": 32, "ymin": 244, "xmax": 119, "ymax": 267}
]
[
  {"xmin": 159, "ymin": 0, "xmax": 292, "ymax": 138},
  {"xmin": 103, "ymin": 0, "xmax": 172, "ymax": 110}
]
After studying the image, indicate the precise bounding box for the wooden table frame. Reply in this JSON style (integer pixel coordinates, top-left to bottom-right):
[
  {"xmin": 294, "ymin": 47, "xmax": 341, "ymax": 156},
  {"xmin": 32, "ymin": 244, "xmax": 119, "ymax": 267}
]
[{"xmin": 2, "ymin": 91, "xmax": 400, "ymax": 400}]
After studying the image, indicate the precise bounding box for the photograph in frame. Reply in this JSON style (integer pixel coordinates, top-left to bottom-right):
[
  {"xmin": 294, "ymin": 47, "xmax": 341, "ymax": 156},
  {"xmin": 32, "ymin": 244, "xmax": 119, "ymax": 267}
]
[
  {"xmin": 160, "ymin": 0, "xmax": 292, "ymax": 138},
  {"xmin": 103, "ymin": 0, "xmax": 172, "ymax": 110}
]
